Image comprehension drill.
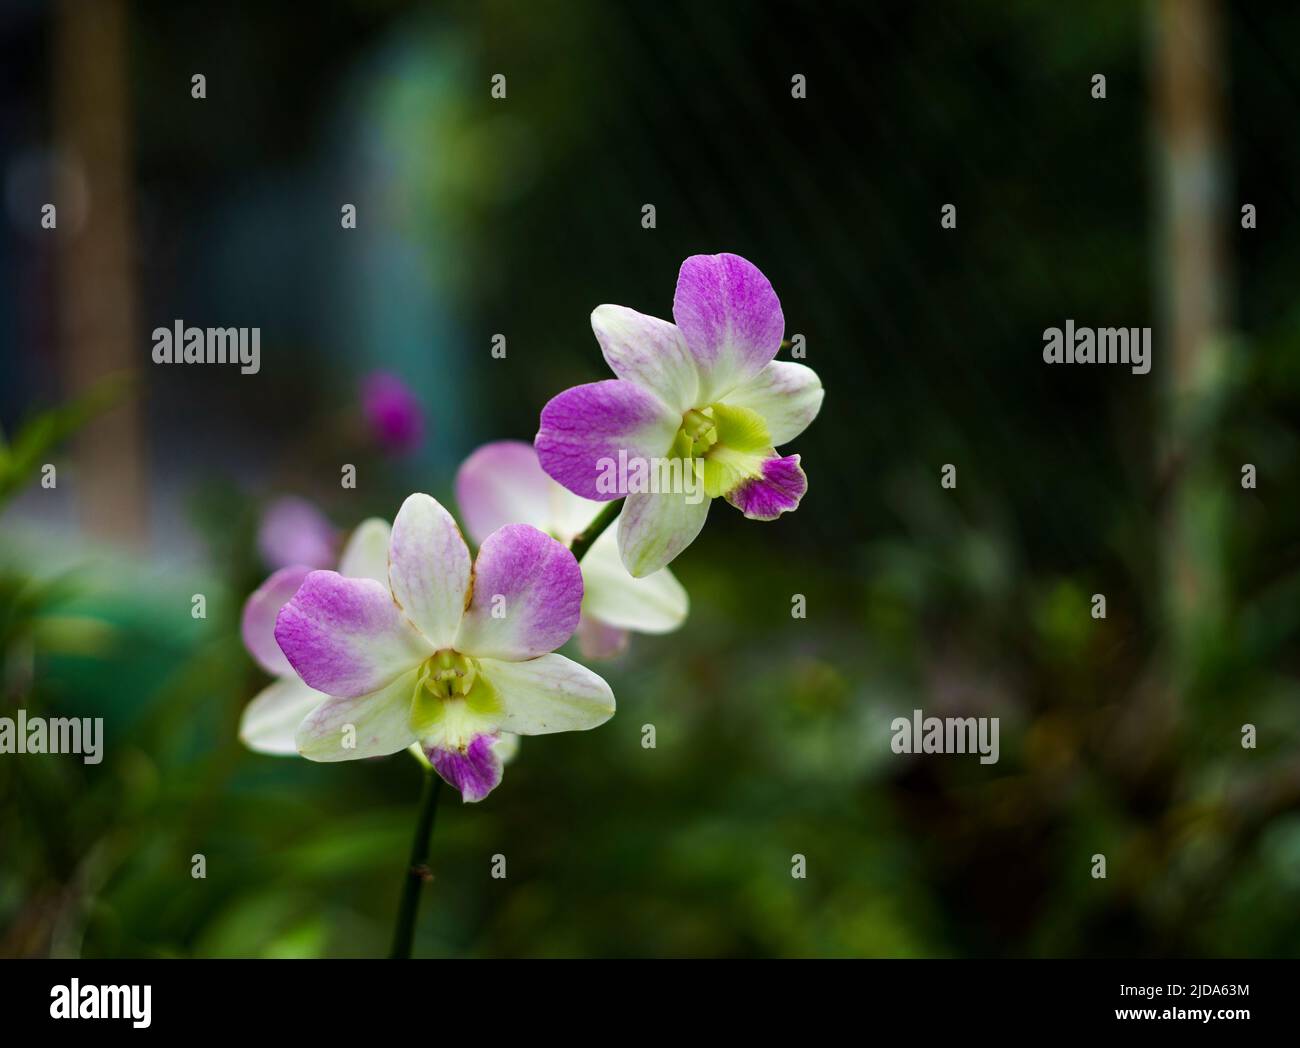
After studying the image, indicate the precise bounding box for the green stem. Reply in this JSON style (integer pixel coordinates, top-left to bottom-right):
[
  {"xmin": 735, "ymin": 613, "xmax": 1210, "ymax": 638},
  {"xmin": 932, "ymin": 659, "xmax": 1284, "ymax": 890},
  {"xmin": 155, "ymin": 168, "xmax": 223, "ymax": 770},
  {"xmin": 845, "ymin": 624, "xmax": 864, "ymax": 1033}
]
[
  {"xmin": 569, "ymin": 498, "xmax": 624, "ymax": 562},
  {"xmin": 389, "ymin": 766, "xmax": 443, "ymax": 959}
]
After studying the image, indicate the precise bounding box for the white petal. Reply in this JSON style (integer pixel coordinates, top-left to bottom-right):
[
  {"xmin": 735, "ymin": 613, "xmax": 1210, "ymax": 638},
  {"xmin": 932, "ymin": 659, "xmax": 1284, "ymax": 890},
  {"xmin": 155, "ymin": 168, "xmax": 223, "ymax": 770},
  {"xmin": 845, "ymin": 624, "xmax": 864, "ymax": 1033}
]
[
  {"xmin": 591, "ymin": 304, "xmax": 699, "ymax": 413},
  {"xmin": 479, "ymin": 653, "xmax": 615, "ymax": 735},
  {"xmin": 388, "ymin": 493, "xmax": 471, "ymax": 648},
  {"xmin": 495, "ymin": 732, "xmax": 521, "ymax": 765},
  {"xmin": 338, "ymin": 518, "xmax": 392, "ymax": 583},
  {"xmin": 617, "ymin": 489, "xmax": 711, "ymax": 578},
  {"xmin": 294, "ymin": 669, "xmax": 419, "ymax": 762},
  {"xmin": 239, "ymin": 677, "xmax": 327, "ymax": 756},
  {"xmin": 550, "ymin": 487, "xmax": 606, "ymax": 546},
  {"xmin": 722, "ymin": 361, "xmax": 824, "ymax": 446},
  {"xmin": 580, "ymin": 523, "xmax": 688, "ymax": 633}
]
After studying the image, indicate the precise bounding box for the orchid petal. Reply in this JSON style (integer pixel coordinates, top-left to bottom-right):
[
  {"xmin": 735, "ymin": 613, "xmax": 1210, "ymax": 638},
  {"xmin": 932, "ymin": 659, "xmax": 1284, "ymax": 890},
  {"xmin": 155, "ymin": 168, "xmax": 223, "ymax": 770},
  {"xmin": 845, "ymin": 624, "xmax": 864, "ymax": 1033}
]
[
  {"xmin": 455, "ymin": 440, "xmax": 556, "ymax": 544},
  {"xmin": 275, "ymin": 571, "xmax": 431, "ymax": 698},
  {"xmin": 294, "ymin": 668, "xmax": 420, "ymax": 761},
  {"xmin": 241, "ymin": 566, "xmax": 311, "ymax": 677},
  {"xmin": 455, "ymin": 440, "xmax": 600, "ymax": 546},
  {"xmin": 455, "ymin": 524, "xmax": 584, "ymax": 660},
  {"xmin": 239, "ymin": 677, "xmax": 326, "ymax": 756},
  {"xmin": 672, "ymin": 253, "xmax": 784, "ymax": 402},
  {"xmin": 338, "ymin": 518, "xmax": 391, "ymax": 583},
  {"xmin": 552, "ymin": 493, "xmax": 608, "ymax": 547},
  {"xmin": 591, "ymin": 305, "xmax": 699, "ymax": 413},
  {"xmin": 495, "ymin": 732, "xmax": 520, "ymax": 765},
  {"xmin": 722, "ymin": 361, "xmax": 824, "ymax": 446},
  {"xmin": 388, "ymin": 493, "xmax": 472, "ymax": 649},
  {"xmin": 580, "ymin": 522, "xmax": 688, "ymax": 633},
  {"xmin": 725, "ymin": 454, "xmax": 808, "ymax": 520},
  {"xmin": 575, "ymin": 613, "xmax": 629, "ymax": 659},
  {"xmin": 535, "ymin": 379, "xmax": 679, "ymax": 501},
  {"xmin": 479, "ymin": 653, "xmax": 616, "ymax": 735},
  {"xmin": 617, "ymin": 488, "xmax": 711, "ymax": 578},
  {"xmin": 409, "ymin": 666, "xmax": 503, "ymax": 749},
  {"xmin": 428, "ymin": 733, "xmax": 505, "ymax": 803},
  {"xmin": 700, "ymin": 402, "xmax": 773, "ymax": 499}
]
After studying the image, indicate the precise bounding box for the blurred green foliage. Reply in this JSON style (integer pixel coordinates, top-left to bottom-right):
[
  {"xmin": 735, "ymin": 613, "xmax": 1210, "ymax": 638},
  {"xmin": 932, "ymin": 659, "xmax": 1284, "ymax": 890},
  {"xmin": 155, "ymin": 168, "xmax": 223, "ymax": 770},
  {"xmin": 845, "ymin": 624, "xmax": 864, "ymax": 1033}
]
[{"xmin": 0, "ymin": 377, "xmax": 127, "ymax": 504}]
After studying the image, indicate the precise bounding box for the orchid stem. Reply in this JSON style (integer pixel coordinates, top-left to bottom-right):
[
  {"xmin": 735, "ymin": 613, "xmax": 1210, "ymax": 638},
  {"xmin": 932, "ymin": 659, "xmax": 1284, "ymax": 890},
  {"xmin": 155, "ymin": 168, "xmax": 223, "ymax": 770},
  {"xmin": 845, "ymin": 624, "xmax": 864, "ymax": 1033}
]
[
  {"xmin": 386, "ymin": 498, "xmax": 620, "ymax": 958},
  {"xmin": 569, "ymin": 498, "xmax": 624, "ymax": 563},
  {"xmin": 389, "ymin": 765, "xmax": 443, "ymax": 959}
]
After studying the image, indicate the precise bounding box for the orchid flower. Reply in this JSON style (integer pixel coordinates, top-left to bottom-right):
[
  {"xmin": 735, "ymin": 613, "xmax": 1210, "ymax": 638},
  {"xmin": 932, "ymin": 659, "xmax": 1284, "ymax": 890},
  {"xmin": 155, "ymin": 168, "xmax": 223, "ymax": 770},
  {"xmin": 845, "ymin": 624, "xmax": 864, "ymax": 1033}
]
[
  {"xmin": 362, "ymin": 371, "xmax": 425, "ymax": 456},
  {"xmin": 257, "ymin": 495, "xmax": 339, "ymax": 571},
  {"xmin": 455, "ymin": 440, "xmax": 689, "ymax": 658},
  {"xmin": 535, "ymin": 252, "xmax": 823, "ymax": 577},
  {"xmin": 239, "ymin": 517, "xmax": 391, "ymax": 754},
  {"xmin": 240, "ymin": 518, "xmax": 523, "ymax": 771},
  {"xmin": 272, "ymin": 493, "xmax": 615, "ymax": 802}
]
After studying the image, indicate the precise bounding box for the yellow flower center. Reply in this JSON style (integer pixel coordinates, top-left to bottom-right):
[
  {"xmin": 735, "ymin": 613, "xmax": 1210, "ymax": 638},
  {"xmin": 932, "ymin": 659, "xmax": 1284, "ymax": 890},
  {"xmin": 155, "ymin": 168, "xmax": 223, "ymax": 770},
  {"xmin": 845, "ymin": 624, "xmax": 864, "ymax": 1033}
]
[
  {"xmin": 673, "ymin": 403, "xmax": 775, "ymax": 498},
  {"xmin": 409, "ymin": 650, "xmax": 502, "ymax": 747},
  {"xmin": 680, "ymin": 408, "xmax": 719, "ymax": 456},
  {"xmin": 420, "ymin": 649, "xmax": 478, "ymax": 698}
]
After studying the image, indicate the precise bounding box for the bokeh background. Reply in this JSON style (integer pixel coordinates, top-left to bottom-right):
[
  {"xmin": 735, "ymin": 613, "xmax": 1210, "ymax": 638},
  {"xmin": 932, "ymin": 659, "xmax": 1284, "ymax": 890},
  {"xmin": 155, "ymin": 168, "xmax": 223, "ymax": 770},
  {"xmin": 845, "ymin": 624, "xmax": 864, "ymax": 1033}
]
[{"xmin": 3, "ymin": 0, "xmax": 1300, "ymax": 957}]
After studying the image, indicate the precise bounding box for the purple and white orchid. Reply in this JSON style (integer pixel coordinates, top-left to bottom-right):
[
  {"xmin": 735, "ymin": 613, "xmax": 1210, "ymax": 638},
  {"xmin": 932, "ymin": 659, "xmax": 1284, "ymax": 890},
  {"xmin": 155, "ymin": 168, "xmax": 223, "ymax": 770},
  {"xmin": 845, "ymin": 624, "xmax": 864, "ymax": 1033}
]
[
  {"xmin": 239, "ymin": 517, "xmax": 390, "ymax": 755},
  {"xmin": 272, "ymin": 492, "xmax": 615, "ymax": 802},
  {"xmin": 535, "ymin": 253, "xmax": 823, "ymax": 577},
  {"xmin": 455, "ymin": 440, "xmax": 689, "ymax": 658}
]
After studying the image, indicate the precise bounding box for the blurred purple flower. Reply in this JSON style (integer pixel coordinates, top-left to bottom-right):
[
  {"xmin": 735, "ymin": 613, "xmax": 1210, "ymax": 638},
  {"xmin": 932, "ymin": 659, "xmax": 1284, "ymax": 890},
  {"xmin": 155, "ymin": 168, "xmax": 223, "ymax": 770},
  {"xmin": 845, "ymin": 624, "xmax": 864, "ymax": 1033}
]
[
  {"xmin": 257, "ymin": 496, "xmax": 338, "ymax": 571},
  {"xmin": 362, "ymin": 371, "xmax": 425, "ymax": 456}
]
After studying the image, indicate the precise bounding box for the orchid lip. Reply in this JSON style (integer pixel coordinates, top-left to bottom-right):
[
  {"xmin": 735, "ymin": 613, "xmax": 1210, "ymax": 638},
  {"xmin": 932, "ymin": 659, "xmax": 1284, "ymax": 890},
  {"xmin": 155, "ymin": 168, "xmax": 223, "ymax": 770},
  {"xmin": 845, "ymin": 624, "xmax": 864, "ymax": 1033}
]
[
  {"xmin": 408, "ymin": 649, "xmax": 503, "ymax": 751},
  {"xmin": 670, "ymin": 402, "xmax": 774, "ymax": 494},
  {"xmin": 680, "ymin": 407, "xmax": 718, "ymax": 455},
  {"xmin": 417, "ymin": 650, "xmax": 479, "ymax": 699}
]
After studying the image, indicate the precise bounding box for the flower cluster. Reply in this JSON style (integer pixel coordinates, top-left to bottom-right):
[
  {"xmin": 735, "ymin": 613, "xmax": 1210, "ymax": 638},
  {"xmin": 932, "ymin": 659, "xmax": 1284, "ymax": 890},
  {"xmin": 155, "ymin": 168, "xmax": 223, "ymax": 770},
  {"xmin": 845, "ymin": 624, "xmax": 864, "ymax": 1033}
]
[{"xmin": 239, "ymin": 253, "xmax": 822, "ymax": 803}]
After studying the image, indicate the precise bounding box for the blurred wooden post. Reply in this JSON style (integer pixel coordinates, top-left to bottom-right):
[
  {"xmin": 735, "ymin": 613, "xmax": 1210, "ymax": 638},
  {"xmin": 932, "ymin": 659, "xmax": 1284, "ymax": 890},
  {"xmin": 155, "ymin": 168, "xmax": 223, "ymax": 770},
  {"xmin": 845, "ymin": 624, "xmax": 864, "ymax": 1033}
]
[
  {"xmin": 53, "ymin": 0, "xmax": 147, "ymax": 545},
  {"xmin": 1152, "ymin": 0, "xmax": 1228, "ymax": 689}
]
